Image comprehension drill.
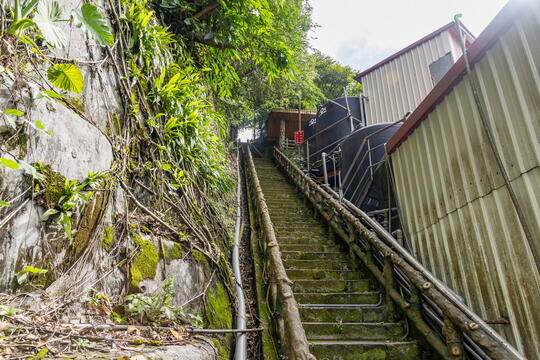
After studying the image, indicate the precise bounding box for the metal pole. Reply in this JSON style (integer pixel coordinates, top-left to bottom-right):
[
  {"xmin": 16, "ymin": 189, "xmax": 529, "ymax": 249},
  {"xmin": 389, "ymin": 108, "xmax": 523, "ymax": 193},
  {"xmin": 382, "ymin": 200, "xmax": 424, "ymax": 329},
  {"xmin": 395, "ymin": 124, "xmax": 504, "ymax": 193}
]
[
  {"xmin": 298, "ymin": 94, "xmax": 302, "ymax": 132},
  {"xmin": 337, "ymin": 148, "xmax": 343, "ymax": 200},
  {"xmin": 359, "ymin": 95, "xmax": 366, "ymax": 127},
  {"xmin": 322, "ymin": 152, "xmax": 329, "ymax": 185},
  {"xmin": 344, "ymin": 88, "xmax": 354, "ymax": 133},
  {"xmin": 332, "ymin": 154, "xmax": 337, "ymax": 190},
  {"xmin": 306, "ymin": 140, "xmax": 310, "ymax": 170}
]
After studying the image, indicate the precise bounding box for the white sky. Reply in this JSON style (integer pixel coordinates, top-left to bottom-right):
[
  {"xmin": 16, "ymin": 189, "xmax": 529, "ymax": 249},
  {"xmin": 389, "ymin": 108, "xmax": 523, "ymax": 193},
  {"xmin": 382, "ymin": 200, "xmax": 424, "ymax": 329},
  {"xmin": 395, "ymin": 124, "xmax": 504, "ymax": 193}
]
[{"xmin": 309, "ymin": 0, "xmax": 508, "ymax": 71}]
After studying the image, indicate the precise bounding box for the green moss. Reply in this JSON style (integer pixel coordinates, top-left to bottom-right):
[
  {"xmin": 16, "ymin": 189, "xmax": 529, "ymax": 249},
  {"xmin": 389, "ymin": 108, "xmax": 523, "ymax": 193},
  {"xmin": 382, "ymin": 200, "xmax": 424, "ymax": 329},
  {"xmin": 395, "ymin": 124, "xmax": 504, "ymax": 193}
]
[
  {"xmin": 205, "ymin": 283, "xmax": 232, "ymax": 330},
  {"xmin": 170, "ymin": 243, "xmax": 184, "ymax": 259},
  {"xmin": 129, "ymin": 233, "xmax": 159, "ymax": 289},
  {"xmin": 192, "ymin": 249, "xmax": 206, "ymax": 263},
  {"xmin": 102, "ymin": 226, "xmax": 114, "ymax": 250},
  {"xmin": 211, "ymin": 338, "xmax": 230, "ymax": 360},
  {"xmin": 41, "ymin": 166, "xmax": 66, "ymax": 209}
]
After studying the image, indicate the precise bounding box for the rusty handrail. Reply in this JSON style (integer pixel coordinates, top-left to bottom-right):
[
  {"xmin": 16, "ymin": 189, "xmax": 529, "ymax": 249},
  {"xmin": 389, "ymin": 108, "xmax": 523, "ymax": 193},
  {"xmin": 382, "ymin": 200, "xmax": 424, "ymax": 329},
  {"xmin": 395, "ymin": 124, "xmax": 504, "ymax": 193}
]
[
  {"xmin": 243, "ymin": 147, "xmax": 315, "ymax": 360},
  {"xmin": 273, "ymin": 146, "xmax": 525, "ymax": 360}
]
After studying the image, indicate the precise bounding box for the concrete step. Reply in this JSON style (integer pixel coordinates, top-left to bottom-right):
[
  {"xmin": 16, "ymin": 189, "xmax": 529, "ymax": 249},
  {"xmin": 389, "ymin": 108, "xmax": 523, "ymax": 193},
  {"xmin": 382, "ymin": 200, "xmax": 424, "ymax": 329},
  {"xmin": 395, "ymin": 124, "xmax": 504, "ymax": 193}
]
[
  {"xmin": 292, "ymin": 279, "xmax": 370, "ymax": 293},
  {"xmin": 299, "ymin": 305, "xmax": 387, "ymax": 323},
  {"xmin": 309, "ymin": 340, "xmax": 420, "ymax": 360},
  {"xmin": 294, "ymin": 292, "xmax": 381, "ymax": 305},
  {"xmin": 303, "ymin": 321, "xmax": 407, "ymax": 341},
  {"xmin": 278, "ymin": 236, "xmax": 341, "ymax": 248},
  {"xmin": 284, "ymin": 259, "xmax": 353, "ymax": 270},
  {"xmin": 281, "ymin": 251, "xmax": 348, "ymax": 261},
  {"xmin": 287, "ymin": 269, "xmax": 364, "ymax": 281}
]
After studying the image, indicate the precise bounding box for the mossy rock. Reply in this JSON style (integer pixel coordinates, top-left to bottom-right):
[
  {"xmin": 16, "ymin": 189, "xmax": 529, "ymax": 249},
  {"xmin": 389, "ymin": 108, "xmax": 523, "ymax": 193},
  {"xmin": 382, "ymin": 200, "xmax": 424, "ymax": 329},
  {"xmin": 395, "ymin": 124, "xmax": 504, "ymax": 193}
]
[
  {"xmin": 170, "ymin": 243, "xmax": 184, "ymax": 260},
  {"xmin": 211, "ymin": 337, "xmax": 230, "ymax": 360},
  {"xmin": 129, "ymin": 233, "xmax": 159, "ymax": 291},
  {"xmin": 205, "ymin": 283, "xmax": 232, "ymax": 330},
  {"xmin": 102, "ymin": 226, "xmax": 114, "ymax": 251},
  {"xmin": 40, "ymin": 166, "xmax": 66, "ymax": 209}
]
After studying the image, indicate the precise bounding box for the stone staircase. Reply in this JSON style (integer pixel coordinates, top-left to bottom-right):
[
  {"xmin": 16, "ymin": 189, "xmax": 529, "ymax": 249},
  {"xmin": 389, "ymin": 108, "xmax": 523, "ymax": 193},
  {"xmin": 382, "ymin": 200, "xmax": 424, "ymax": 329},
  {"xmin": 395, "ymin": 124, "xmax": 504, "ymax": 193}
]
[{"xmin": 253, "ymin": 157, "xmax": 421, "ymax": 360}]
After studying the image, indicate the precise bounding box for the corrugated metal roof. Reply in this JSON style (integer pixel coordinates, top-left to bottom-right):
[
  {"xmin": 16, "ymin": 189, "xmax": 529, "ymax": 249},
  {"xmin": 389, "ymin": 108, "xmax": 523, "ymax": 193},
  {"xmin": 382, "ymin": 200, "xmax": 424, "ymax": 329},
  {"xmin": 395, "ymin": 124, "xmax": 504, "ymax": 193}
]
[
  {"xmin": 390, "ymin": 1, "xmax": 540, "ymax": 356},
  {"xmin": 387, "ymin": 0, "xmax": 529, "ymax": 153},
  {"xmin": 355, "ymin": 22, "xmax": 475, "ymax": 81}
]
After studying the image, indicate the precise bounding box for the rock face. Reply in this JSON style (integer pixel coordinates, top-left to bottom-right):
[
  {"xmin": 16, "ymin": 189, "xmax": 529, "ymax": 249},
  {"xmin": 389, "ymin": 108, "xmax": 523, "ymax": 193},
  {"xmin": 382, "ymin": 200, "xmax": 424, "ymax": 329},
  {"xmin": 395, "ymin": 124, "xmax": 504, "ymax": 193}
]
[
  {"xmin": 0, "ymin": 2, "xmax": 224, "ymax": 359},
  {"xmin": 75, "ymin": 341, "xmax": 217, "ymax": 360}
]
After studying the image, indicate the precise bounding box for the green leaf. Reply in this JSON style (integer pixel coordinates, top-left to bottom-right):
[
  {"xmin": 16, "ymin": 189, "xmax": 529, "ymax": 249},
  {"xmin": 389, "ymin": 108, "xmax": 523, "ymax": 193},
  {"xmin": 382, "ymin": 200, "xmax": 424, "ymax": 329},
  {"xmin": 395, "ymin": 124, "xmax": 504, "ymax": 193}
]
[
  {"xmin": 47, "ymin": 64, "xmax": 84, "ymax": 93},
  {"xmin": 7, "ymin": 18, "xmax": 35, "ymax": 37},
  {"xmin": 0, "ymin": 200, "xmax": 11, "ymax": 207},
  {"xmin": 35, "ymin": 120, "xmax": 52, "ymax": 135},
  {"xmin": 74, "ymin": 3, "xmax": 114, "ymax": 46},
  {"xmin": 0, "ymin": 305, "xmax": 21, "ymax": 316},
  {"xmin": 43, "ymin": 90, "xmax": 62, "ymax": 99},
  {"xmin": 16, "ymin": 271, "xmax": 28, "ymax": 285},
  {"xmin": 0, "ymin": 158, "xmax": 20, "ymax": 170},
  {"xmin": 40, "ymin": 208, "xmax": 59, "ymax": 221},
  {"xmin": 21, "ymin": 0, "xmax": 40, "ymax": 18},
  {"xmin": 2, "ymin": 109, "xmax": 25, "ymax": 116},
  {"xmin": 22, "ymin": 266, "xmax": 48, "ymax": 275},
  {"xmin": 59, "ymin": 212, "xmax": 72, "ymax": 238},
  {"xmin": 34, "ymin": 0, "xmax": 66, "ymax": 48}
]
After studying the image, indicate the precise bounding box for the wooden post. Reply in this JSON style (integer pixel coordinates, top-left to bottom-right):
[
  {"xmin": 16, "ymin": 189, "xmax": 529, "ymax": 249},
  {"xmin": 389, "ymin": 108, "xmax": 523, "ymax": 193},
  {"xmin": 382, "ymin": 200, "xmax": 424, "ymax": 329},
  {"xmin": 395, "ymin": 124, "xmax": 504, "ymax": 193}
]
[
  {"xmin": 443, "ymin": 315, "xmax": 465, "ymax": 359},
  {"xmin": 383, "ymin": 255, "xmax": 397, "ymax": 321}
]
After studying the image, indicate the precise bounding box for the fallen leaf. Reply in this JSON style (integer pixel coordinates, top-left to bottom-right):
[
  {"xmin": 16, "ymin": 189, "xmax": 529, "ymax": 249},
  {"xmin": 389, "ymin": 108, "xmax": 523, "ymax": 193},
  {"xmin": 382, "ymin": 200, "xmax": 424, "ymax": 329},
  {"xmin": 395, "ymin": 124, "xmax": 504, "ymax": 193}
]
[{"xmin": 170, "ymin": 329, "xmax": 183, "ymax": 340}]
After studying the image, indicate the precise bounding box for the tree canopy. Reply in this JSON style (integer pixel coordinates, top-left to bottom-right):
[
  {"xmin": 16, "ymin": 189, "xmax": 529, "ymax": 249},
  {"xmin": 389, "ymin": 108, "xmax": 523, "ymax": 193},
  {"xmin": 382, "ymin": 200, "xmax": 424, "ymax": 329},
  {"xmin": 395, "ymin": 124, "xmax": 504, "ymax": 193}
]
[{"xmin": 151, "ymin": 0, "xmax": 360, "ymax": 133}]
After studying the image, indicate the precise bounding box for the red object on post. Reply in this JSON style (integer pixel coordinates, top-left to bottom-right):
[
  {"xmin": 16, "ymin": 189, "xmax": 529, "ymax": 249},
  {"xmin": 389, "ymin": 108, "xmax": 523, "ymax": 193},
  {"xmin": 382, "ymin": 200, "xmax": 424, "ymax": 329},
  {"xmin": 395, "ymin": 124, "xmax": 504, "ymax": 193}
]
[{"xmin": 295, "ymin": 131, "xmax": 304, "ymax": 144}]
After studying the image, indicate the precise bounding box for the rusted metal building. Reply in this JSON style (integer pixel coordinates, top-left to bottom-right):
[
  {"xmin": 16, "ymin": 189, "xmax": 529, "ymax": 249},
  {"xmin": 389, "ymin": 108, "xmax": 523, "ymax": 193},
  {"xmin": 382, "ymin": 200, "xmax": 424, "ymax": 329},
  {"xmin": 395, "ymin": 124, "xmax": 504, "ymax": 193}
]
[
  {"xmin": 387, "ymin": 1, "xmax": 540, "ymax": 357},
  {"xmin": 265, "ymin": 109, "xmax": 317, "ymax": 146},
  {"xmin": 355, "ymin": 23, "xmax": 475, "ymax": 125}
]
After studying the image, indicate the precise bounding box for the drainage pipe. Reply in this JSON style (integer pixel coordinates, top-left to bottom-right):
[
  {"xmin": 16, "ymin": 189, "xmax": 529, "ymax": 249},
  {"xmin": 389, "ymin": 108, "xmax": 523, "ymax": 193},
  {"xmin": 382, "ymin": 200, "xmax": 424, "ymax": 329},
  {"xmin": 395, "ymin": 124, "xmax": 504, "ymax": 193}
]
[{"xmin": 232, "ymin": 148, "xmax": 247, "ymax": 360}]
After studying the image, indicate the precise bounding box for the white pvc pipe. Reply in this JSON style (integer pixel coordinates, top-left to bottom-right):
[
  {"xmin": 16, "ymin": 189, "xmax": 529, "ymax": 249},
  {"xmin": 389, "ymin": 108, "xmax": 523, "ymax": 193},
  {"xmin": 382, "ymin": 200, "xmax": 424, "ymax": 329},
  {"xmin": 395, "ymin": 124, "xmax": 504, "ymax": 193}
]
[{"xmin": 233, "ymin": 148, "xmax": 247, "ymax": 360}]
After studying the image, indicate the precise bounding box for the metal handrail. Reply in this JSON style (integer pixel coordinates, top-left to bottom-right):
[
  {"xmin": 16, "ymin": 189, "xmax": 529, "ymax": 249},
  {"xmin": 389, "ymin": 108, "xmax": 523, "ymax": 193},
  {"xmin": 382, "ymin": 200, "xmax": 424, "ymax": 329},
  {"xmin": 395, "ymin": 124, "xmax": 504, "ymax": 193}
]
[
  {"xmin": 243, "ymin": 147, "xmax": 315, "ymax": 360},
  {"xmin": 273, "ymin": 147, "xmax": 525, "ymax": 360}
]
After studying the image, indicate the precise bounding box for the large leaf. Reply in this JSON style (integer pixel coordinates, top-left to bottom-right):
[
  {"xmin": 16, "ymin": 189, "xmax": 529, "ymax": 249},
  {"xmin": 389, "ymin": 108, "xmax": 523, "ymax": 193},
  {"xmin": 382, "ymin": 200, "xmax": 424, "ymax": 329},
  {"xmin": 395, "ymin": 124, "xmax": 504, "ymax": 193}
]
[
  {"xmin": 34, "ymin": 0, "xmax": 66, "ymax": 48},
  {"xmin": 47, "ymin": 64, "xmax": 84, "ymax": 93},
  {"xmin": 0, "ymin": 158, "xmax": 20, "ymax": 170},
  {"xmin": 74, "ymin": 3, "xmax": 114, "ymax": 46}
]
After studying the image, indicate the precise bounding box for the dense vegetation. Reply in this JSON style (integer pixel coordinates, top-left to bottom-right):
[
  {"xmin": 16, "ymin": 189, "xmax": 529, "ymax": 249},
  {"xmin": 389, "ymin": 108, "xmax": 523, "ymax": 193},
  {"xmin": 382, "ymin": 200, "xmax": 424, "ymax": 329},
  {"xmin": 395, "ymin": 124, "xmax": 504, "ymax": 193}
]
[{"xmin": 0, "ymin": 0, "xmax": 358, "ymax": 345}]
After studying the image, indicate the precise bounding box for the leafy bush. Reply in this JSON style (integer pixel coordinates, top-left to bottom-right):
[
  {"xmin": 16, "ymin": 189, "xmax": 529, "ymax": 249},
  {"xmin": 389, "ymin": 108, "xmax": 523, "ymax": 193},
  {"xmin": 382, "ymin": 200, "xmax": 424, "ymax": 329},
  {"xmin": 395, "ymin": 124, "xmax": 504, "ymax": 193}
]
[{"xmin": 124, "ymin": 278, "xmax": 185, "ymax": 325}]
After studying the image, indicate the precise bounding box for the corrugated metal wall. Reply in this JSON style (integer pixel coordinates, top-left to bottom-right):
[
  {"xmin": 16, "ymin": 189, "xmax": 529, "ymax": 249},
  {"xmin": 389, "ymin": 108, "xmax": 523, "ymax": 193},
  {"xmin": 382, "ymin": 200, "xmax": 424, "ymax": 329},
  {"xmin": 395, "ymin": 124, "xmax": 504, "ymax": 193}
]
[
  {"xmin": 390, "ymin": 5, "xmax": 540, "ymax": 358},
  {"xmin": 362, "ymin": 30, "xmax": 463, "ymax": 125}
]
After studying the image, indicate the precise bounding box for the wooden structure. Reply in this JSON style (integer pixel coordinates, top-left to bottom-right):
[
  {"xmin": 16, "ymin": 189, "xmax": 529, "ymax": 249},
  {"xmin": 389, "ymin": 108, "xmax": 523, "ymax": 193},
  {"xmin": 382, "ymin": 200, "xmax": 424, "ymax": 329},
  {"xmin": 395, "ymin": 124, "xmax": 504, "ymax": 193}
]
[{"xmin": 265, "ymin": 109, "xmax": 317, "ymax": 147}]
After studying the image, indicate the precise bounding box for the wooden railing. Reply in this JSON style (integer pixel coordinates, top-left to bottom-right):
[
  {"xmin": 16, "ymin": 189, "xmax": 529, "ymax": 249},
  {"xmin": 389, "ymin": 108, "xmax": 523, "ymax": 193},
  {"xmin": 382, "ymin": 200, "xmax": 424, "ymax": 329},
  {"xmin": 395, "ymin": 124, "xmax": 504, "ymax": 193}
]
[
  {"xmin": 273, "ymin": 147, "xmax": 525, "ymax": 360},
  {"xmin": 243, "ymin": 147, "xmax": 315, "ymax": 360}
]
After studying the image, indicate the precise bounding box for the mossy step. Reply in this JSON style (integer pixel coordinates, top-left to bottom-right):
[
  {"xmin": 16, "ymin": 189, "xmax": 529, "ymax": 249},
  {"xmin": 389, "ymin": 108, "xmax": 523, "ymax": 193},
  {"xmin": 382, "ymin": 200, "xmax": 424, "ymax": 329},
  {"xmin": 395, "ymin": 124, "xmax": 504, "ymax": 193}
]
[
  {"xmin": 294, "ymin": 292, "xmax": 380, "ymax": 305},
  {"xmin": 287, "ymin": 269, "xmax": 364, "ymax": 281},
  {"xmin": 281, "ymin": 251, "xmax": 347, "ymax": 261},
  {"xmin": 269, "ymin": 211, "xmax": 314, "ymax": 218},
  {"xmin": 276, "ymin": 236, "xmax": 333, "ymax": 245},
  {"xmin": 280, "ymin": 244, "xmax": 343, "ymax": 252},
  {"xmin": 303, "ymin": 321, "xmax": 406, "ymax": 341},
  {"xmin": 293, "ymin": 279, "xmax": 370, "ymax": 293},
  {"xmin": 272, "ymin": 221, "xmax": 323, "ymax": 227},
  {"xmin": 309, "ymin": 341, "xmax": 420, "ymax": 360},
  {"xmin": 274, "ymin": 229, "xmax": 328, "ymax": 237},
  {"xmin": 284, "ymin": 259, "xmax": 352, "ymax": 270},
  {"xmin": 299, "ymin": 305, "xmax": 387, "ymax": 322}
]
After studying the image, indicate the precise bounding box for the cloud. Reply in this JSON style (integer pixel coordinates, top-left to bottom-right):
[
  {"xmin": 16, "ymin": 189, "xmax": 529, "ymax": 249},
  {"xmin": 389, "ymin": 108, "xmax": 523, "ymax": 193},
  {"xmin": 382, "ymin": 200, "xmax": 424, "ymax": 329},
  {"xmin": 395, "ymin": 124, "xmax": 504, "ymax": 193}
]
[
  {"xmin": 309, "ymin": 0, "xmax": 507, "ymax": 69},
  {"xmin": 335, "ymin": 37, "xmax": 396, "ymax": 71}
]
